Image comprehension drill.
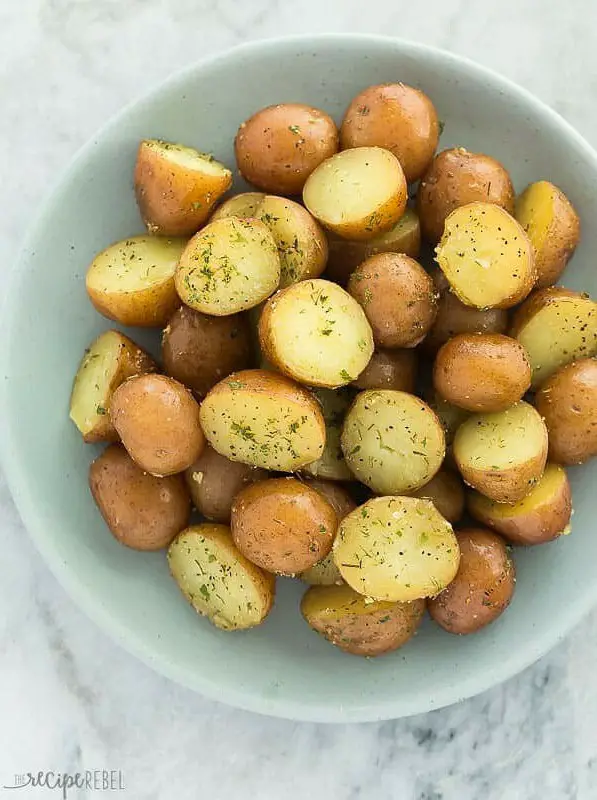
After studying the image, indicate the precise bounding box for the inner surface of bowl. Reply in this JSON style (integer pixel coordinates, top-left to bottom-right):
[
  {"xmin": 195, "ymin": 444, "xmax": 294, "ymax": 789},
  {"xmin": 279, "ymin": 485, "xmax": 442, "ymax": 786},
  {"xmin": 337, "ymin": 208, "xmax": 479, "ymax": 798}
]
[{"xmin": 3, "ymin": 36, "xmax": 596, "ymax": 722}]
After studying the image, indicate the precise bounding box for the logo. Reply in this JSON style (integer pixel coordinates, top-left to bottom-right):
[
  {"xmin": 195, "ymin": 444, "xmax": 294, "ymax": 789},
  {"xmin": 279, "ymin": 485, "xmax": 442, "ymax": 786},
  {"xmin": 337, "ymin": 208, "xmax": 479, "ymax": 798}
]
[{"xmin": 3, "ymin": 771, "xmax": 125, "ymax": 798}]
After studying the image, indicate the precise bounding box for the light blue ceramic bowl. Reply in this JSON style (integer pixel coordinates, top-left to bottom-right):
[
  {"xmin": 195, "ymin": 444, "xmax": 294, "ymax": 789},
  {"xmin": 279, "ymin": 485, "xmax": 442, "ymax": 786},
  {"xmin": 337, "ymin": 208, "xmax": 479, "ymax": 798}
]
[{"xmin": 2, "ymin": 35, "xmax": 597, "ymax": 723}]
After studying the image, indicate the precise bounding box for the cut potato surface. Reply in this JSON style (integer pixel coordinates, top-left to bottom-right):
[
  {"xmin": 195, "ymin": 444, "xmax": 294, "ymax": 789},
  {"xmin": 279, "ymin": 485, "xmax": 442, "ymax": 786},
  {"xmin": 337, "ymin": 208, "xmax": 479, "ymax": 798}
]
[
  {"xmin": 453, "ymin": 401, "xmax": 548, "ymax": 503},
  {"xmin": 341, "ymin": 390, "xmax": 445, "ymax": 494},
  {"xmin": 175, "ymin": 217, "xmax": 280, "ymax": 315},
  {"xmin": 435, "ymin": 202, "xmax": 535, "ymax": 309},
  {"xmin": 334, "ymin": 496, "xmax": 460, "ymax": 602},
  {"xmin": 425, "ymin": 388, "xmax": 470, "ymax": 445},
  {"xmin": 70, "ymin": 330, "xmax": 156, "ymax": 442},
  {"xmin": 211, "ymin": 192, "xmax": 265, "ymax": 221},
  {"xmin": 303, "ymin": 387, "xmax": 354, "ymax": 481},
  {"xmin": 303, "ymin": 147, "xmax": 407, "ymax": 241},
  {"xmin": 199, "ymin": 369, "xmax": 326, "ymax": 471},
  {"xmin": 468, "ymin": 463, "xmax": 572, "ymax": 545},
  {"xmin": 509, "ymin": 287, "xmax": 597, "ymax": 388},
  {"xmin": 86, "ymin": 235, "xmax": 186, "ymax": 327},
  {"xmin": 168, "ymin": 524, "xmax": 275, "ymax": 630},
  {"xmin": 134, "ymin": 139, "xmax": 232, "ymax": 236},
  {"xmin": 259, "ymin": 279, "xmax": 374, "ymax": 388}
]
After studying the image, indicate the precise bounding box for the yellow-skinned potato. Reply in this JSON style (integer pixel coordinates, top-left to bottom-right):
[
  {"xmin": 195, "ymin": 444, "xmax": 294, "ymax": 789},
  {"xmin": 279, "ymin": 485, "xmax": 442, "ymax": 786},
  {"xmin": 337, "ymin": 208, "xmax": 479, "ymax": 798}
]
[
  {"xmin": 175, "ymin": 217, "xmax": 280, "ymax": 316},
  {"xmin": 453, "ymin": 401, "xmax": 548, "ymax": 503},
  {"xmin": 86, "ymin": 235, "xmax": 186, "ymax": 327},
  {"xmin": 353, "ymin": 349, "xmax": 417, "ymax": 393},
  {"xmin": 435, "ymin": 202, "xmax": 535, "ymax": 309},
  {"xmin": 110, "ymin": 374, "xmax": 205, "ymax": 476},
  {"xmin": 259, "ymin": 279, "xmax": 374, "ymax": 388},
  {"xmin": 326, "ymin": 209, "xmax": 421, "ymax": 285},
  {"xmin": 134, "ymin": 139, "xmax": 232, "ymax": 236},
  {"xmin": 515, "ymin": 180, "xmax": 580, "ymax": 289},
  {"xmin": 210, "ymin": 193, "xmax": 327, "ymax": 288},
  {"xmin": 468, "ymin": 463, "xmax": 572, "ymax": 545},
  {"xmin": 70, "ymin": 330, "xmax": 156, "ymax": 442},
  {"xmin": 334, "ymin": 496, "xmax": 460, "ymax": 601},
  {"xmin": 303, "ymin": 147, "xmax": 407, "ymax": 240},
  {"xmin": 410, "ymin": 469, "xmax": 465, "ymax": 524},
  {"xmin": 303, "ymin": 387, "xmax": 354, "ymax": 481},
  {"xmin": 199, "ymin": 369, "xmax": 326, "ymax": 471},
  {"xmin": 509, "ymin": 287, "xmax": 597, "ymax": 388},
  {"xmin": 301, "ymin": 584, "xmax": 425, "ymax": 656},
  {"xmin": 168, "ymin": 524, "xmax": 275, "ymax": 630}
]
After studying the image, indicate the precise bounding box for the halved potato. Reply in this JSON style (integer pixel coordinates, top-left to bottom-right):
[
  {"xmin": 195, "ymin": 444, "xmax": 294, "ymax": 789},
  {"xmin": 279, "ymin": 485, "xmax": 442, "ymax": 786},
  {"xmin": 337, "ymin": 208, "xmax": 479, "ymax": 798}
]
[
  {"xmin": 303, "ymin": 387, "xmax": 354, "ymax": 481},
  {"xmin": 410, "ymin": 469, "xmax": 465, "ymax": 523},
  {"xmin": 468, "ymin": 463, "xmax": 572, "ymax": 545},
  {"xmin": 425, "ymin": 388, "xmax": 470, "ymax": 446},
  {"xmin": 334, "ymin": 496, "xmax": 460, "ymax": 601},
  {"xmin": 353, "ymin": 349, "xmax": 417, "ymax": 393},
  {"xmin": 301, "ymin": 583, "xmax": 425, "ymax": 656},
  {"xmin": 168, "ymin": 524, "xmax": 275, "ymax": 630},
  {"xmin": 509, "ymin": 287, "xmax": 597, "ymax": 388},
  {"xmin": 515, "ymin": 180, "xmax": 580, "ymax": 289},
  {"xmin": 453, "ymin": 401, "xmax": 548, "ymax": 503},
  {"xmin": 199, "ymin": 369, "xmax": 326, "ymax": 471},
  {"xmin": 435, "ymin": 202, "xmax": 535, "ymax": 309},
  {"xmin": 259, "ymin": 279, "xmax": 374, "ymax": 388},
  {"xmin": 175, "ymin": 217, "xmax": 280, "ymax": 315},
  {"xmin": 86, "ymin": 235, "xmax": 186, "ymax": 327},
  {"xmin": 303, "ymin": 147, "xmax": 407, "ymax": 240},
  {"xmin": 70, "ymin": 330, "xmax": 156, "ymax": 442},
  {"xmin": 211, "ymin": 192, "xmax": 265, "ymax": 221},
  {"xmin": 134, "ymin": 139, "xmax": 232, "ymax": 236},
  {"xmin": 341, "ymin": 390, "xmax": 445, "ymax": 494}
]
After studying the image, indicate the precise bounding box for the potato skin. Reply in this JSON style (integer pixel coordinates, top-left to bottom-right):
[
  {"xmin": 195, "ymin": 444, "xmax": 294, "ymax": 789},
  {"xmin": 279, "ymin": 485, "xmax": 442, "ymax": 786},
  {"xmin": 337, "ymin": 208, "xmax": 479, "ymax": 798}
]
[
  {"xmin": 353, "ymin": 349, "xmax": 417, "ymax": 392},
  {"xmin": 231, "ymin": 477, "xmax": 337, "ymax": 575},
  {"xmin": 110, "ymin": 374, "xmax": 205, "ymax": 476},
  {"xmin": 348, "ymin": 253, "xmax": 438, "ymax": 348},
  {"xmin": 433, "ymin": 333, "xmax": 531, "ymax": 412},
  {"xmin": 235, "ymin": 103, "xmax": 339, "ymax": 195},
  {"xmin": 417, "ymin": 148, "xmax": 515, "ymax": 243},
  {"xmin": 535, "ymin": 359, "xmax": 597, "ymax": 465},
  {"xmin": 89, "ymin": 445, "xmax": 191, "ymax": 550},
  {"xmin": 428, "ymin": 528, "xmax": 515, "ymax": 634},
  {"xmin": 184, "ymin": 445, "xmax": 267, "ymax": 523},
  {"xmin": 301, "ymin": 584, "xmax": 425, "ymax": 656},
  {"xmin": 162, "ymin": 306, "xmax": 252, "ymax": 398},
  {"xmin": 410, "ymin": 469, "xmax": 465, "ymax": 524}
]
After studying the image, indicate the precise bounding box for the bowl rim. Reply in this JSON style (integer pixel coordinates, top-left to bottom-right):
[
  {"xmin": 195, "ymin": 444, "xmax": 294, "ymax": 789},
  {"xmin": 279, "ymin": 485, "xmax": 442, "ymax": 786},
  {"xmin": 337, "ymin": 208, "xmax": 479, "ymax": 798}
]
[{"xmin": 2, "ymin": 33, "xmax": 596, "ymax": 723}]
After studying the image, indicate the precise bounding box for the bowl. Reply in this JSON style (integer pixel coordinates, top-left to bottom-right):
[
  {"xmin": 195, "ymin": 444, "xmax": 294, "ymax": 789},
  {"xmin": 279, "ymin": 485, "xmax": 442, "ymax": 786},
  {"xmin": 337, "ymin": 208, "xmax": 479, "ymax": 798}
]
[{"xmin": 2, "ymin": 34, "xmax": 597, "ymax": 723}]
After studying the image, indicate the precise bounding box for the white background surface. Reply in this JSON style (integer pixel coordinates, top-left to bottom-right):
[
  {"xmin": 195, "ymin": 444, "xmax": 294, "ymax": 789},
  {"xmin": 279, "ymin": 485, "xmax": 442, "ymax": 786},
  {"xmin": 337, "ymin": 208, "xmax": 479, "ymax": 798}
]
[{"xmin": 1, "ymin": 1, "xmax": 597, "ymax": 798}]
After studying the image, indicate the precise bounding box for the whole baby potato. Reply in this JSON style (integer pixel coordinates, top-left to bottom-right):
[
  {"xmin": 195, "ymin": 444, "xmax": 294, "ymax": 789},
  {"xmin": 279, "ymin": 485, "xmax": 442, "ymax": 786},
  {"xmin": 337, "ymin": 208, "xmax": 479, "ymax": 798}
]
[
  {"xmin": 410, "ymin": 469, "xmax": 465, "ymax": 524},
  {"xmin": 353, "ymin": 349, "xmax": 417, "ymax": 392}
]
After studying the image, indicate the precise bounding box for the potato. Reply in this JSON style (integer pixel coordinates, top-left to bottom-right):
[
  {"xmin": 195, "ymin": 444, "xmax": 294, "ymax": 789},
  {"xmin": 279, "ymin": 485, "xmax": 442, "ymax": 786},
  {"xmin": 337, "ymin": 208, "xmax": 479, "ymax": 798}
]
[
  {"xmin": 435, "ymin": 202, "xmax": 535, "ymax": 309},
  {"xmin": 210, "ymin": 193, "xmax": 327, "ymax": 288},
  {"xmin": 326, "ymin": 209, "xmax": 421, "ymax": 286},
  {"xmin": 535, "ymin": 358, "xmax": 597, "ymax": 465},
  {"xmin": 509, "ymin": 287, "xmax": 597, "ymax": 388},
  {"xmin": 353, "ymin": 349, "xmax": 417, "ymax": 393},
  {"xmin": 134, "ymin": 139, "xmax": 232, "ymax": 236},
  {"xmin": 175, "ymin": 217, "xmax": 280, "ymax": 315},
  {"xmin": 258, "ymin": 279, "xmax": 374, "ymax": 388},
  {"xmin": 162, "ymin": 306, "xmax": 252, "ymax": 398},
  {"xmin": 515, "ymin": 180, "xmax": 580, "ymax": 289},
  {"xmin": 433, "ymin": 333, "xmax": 531, "ymax": 412},
  {"xmin": 417, "ymin": 148, "xmax": 515, "ymax": 243},
  {"xmin": 168, "ymin": 524, "xmax": 275, "ymax": 630},
  {"xmin": 199, "ymin": 369, "xmax": 326, "ymax": 471},
  {"xmin": 70, "ymin": 330, "xmax": 156, "ymax": 442},
  {"xmin": 230, "ymin": 477, "xmax": 337, "ymax": 575},
  {"xmin": 427, "ymin": 528, "xmax": 515, "ymax": 634},
  {"xmin": 300, "ymin": 479, "xmax": 356, "ymax": 586},
  {"xmin": 184, "ymin": 445, "xmax": 267, "ymax": 523},
  {"xmin": 453, "ymin": 401, "xmax": 548, "ymax": 503},
  {"xmin": 110, "ymin": 374, "xmax": 205, "ymax": 476},
  {"xmin": 340, "ymin": 84, "xmax": 439, "ymax": 183},
  {"xmin": 341, "ymin": 390, "xmax": 445, "ymax": 494},
  {"xmin": 303, "ymin": 147, "xmax": 407, "ymax": 241},
  {"xmin": 301, "ymin": 584, "xmax": 425, "ymax": 656},
  {"xmin": 348, "ymin": 253, "xmax": 437, "ymax": 348},
  {"xmin": 425, "ymin": 388, "xmax": 470, "ymax": 446},
  {"xmin": 410, "ymin": 470, "xmax": 465, "ymax": 524},
  {"xmin": 468, "ymin": 463, "xmax": 571, "ymax": 545},
  {"xmin": 235, "ymin": 103, "xmax": 339, "ymax": 195},
  {"xmin": 334, "ymin": 496, "xmax": 460, "ymax": 601},
  {"xmin": 86, "ymin": 235, "xmax": 186, "ymax": 327},
  {"xmin": 302, "ymin": 387, "xmax": 354, "ymax": 481},
  {"xmin": 89, "ymin": 444, "xmax": 190, "ymax": 550}
]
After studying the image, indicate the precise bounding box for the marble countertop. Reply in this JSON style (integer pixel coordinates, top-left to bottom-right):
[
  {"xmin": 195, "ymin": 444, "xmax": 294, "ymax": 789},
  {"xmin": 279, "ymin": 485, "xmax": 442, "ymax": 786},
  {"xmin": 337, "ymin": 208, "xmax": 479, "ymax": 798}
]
[{"xmin": 2, "ymin": 1, "xmax": 597, "ymax": 798}]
